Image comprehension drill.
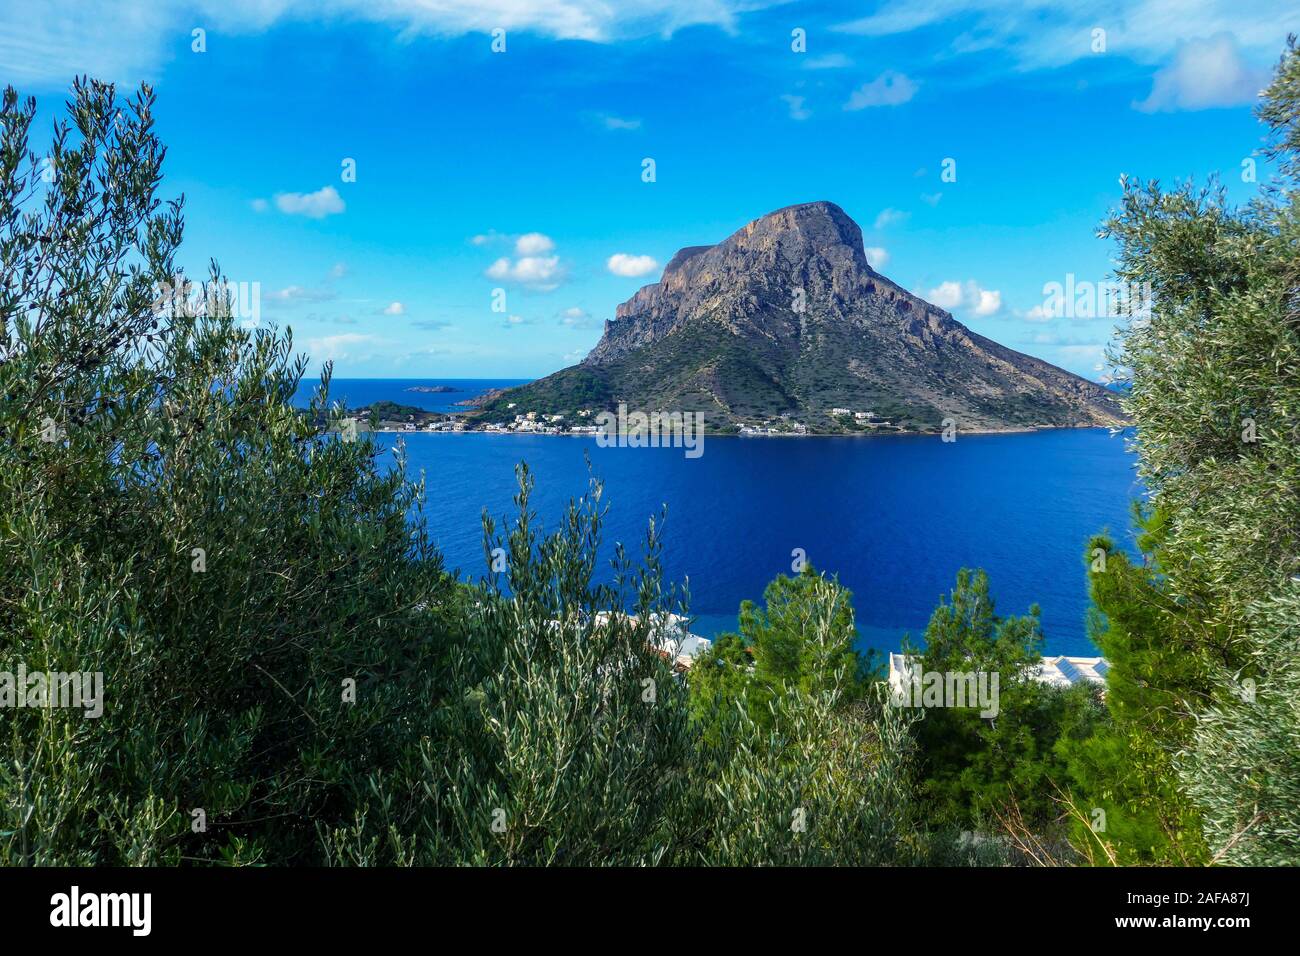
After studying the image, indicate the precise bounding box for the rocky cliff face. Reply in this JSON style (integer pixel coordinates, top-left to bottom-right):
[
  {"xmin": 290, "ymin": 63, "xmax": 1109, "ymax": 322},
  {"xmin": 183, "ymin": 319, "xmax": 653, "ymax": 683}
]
[{"xmin": 478, "ymin": 201, "xmax": 1125, "ymax": 433}]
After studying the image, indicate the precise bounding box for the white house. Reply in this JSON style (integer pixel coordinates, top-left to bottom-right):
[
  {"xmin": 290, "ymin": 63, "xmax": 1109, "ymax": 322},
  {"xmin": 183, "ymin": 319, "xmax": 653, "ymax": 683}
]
[
  {"xmin": 592, "ymin": 611, "xmax": 713, "ymax": 671},
  {"xmin": 888, "ymin": 651, "xmax": 1108, "ymax": 697},
  {"xmin": 1031, "ymin": 655, "xmax": 1109, "ymax": 688}
]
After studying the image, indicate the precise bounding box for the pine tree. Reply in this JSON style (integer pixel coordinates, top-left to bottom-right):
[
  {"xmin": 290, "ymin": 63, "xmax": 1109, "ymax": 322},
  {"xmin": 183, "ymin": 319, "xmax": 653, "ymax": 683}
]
[
  {"xmin": 683, "ymin": 571, "xmax": 921, "ymax": 865},
  {"xmin": 911, "ymin": 569, "xmax": 1101, "ymax": 837},
  {"xmin": 1058, "ymin": 525, "xmax": 1211, "ymax": 865}
]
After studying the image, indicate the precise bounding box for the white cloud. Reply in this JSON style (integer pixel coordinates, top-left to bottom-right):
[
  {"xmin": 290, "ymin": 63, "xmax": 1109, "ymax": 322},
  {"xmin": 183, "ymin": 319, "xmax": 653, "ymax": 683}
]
[
  {"xmin": 473, "ymin": 231, "xmax": 556, "ymax": 256},
  {"xmin": 781, "ymin": 94, "xmax": 811, "ymax": 120},
  {"xmin": 874, "ymin": 208, "xmax": 909, "ymax": 229},
  {"xmin": 925, "ymin": 279, "xmax": 1002, "ymax": 316},
  {"xmin": 514, "ymin": 232, "xmax": 556, "ymax": 255},
  {"xmin": 10, "ymin": 1, "xmax": 1296, "ymax": 95},
  {"xmin": 1135, "ymin": 33, "xmax": 1267, "ymax": 112},
  {"xmin": 920, "ymin": 192, "xmax": 943, "ymax": 207},
  {"xmin": 927, "ymin": 280, "xmax": 965, "ymax": 310},
  {"xmin": 273, "ymin": 186, "xmax": 345, "ymax": 219},
  {"xmin": 329, "ymin": 262, "xmax": 348, "ymax": 279},
  {"xmin": 834, "ymin": 2, "xmax": 1299, "ymax": 74},
  {"xmin": 486, "ymin": 255, "xmax": 564, "ymax": 290},
  {"xmin": 972, "ymin": 287, "xmax": 1002, "ymax": 316},
  {"xmin": 7, "ymin": 1, "xmax": 776, "ymax": 88},
  {"xmin": 864, "ymin": 246, "xmax": 890, "ymax": 269},
  {"xmin": 510, "ymin": 257, "xmax": 562, "ymax": 286},
  {"xmin": 382, "ymin": 301, "xmax": 405, "ymax": 315},
  {"xmin": 0, "ymin": 2, "xmax": 175, "ymax": 89},
  {"xmin": 250, "ymin": 198, "xmax": 269, "ymax": 213},
  {"xmin": 606, "ymin": 253, "xmax": 659, "ymax": 277},
  {"xmin": 845, "ymin": 70, "xmax": 917, "ymax": 109},
  {"xmin": 478, "ymin": 232, "xmax": 565, "ymax": 288},
  {"xmin": 267, "ymin": 285, "xmax": 336, "ymax": 303}
]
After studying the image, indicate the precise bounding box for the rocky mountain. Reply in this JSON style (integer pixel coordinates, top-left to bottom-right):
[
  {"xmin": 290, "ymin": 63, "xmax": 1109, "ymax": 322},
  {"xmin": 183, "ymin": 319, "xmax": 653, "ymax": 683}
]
[{"xmin": 473, "ymin": 201, "xmax": 1125, "ymax": 433}]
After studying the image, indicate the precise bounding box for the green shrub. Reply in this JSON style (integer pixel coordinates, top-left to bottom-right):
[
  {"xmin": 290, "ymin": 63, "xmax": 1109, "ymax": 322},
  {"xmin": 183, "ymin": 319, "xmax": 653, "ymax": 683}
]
[
  {"xmin": 0, "ymin": 79, "xmax": 451, "ymax": 865},
  {"xmin": 1093, "ymin": 40, "xmax": 1300, "ymax": 865}
]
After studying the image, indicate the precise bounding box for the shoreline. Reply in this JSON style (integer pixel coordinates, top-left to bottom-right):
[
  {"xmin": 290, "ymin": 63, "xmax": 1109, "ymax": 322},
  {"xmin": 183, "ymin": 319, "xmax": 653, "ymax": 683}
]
[{"xmin": 367, "ymin": 423, "xmax": 1122, "ymax": 439}]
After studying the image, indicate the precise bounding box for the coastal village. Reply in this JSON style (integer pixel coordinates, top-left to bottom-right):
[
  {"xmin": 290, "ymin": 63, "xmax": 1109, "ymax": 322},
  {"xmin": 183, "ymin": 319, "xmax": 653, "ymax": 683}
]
[
  {"xmin": 363, "ymin": 404, "xmax": 603, "ymax": 435},
  {"xmin": 738, "ymin": 408, "xmax": 898, "ymax": 436},
  {"xmin": 351, "ymin": 396, "xmax": 905, "ymax": 438}
]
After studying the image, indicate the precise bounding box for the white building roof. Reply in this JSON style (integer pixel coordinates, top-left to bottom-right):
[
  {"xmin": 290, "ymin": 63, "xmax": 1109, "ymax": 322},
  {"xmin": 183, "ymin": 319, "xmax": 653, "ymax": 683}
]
[
  {"xmin": 592, "ymin": 611, "xmax": 712, "ymax": 670},
  {"xmin": 888, "ymin": 652, "xmax": 1108, "ymax": 693},
  {"xmin": 1031, "ymin": 655, "xmax": 1108, "ymax": 688}
]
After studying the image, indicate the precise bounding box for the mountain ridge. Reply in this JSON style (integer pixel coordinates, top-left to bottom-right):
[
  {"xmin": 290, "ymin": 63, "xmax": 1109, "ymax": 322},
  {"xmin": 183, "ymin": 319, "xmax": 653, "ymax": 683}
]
[{"xmin": 473, "ymin": 201, "xmax": 1125, "ymax": 434}]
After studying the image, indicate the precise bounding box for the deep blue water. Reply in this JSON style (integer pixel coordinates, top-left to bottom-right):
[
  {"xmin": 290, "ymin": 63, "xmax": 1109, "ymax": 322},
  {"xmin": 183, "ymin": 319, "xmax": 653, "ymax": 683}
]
[{"xmin": 301, "ymin": 380, "xmax": 1143, "ymax": 657}]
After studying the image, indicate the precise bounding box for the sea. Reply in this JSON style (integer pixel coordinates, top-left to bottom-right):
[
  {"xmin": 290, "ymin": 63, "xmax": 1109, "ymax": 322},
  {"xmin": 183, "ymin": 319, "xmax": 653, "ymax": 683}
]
[{"xmin": 295, "ymin": 378, "xmax": 1143, "ymax": 657}]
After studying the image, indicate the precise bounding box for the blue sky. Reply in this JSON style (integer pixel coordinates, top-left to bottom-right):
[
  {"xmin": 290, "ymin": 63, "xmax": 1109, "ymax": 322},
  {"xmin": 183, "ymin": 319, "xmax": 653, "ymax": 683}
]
[{"xmin": 5, "ymin": 1, "xmax": 1298, "ymax": 379}]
